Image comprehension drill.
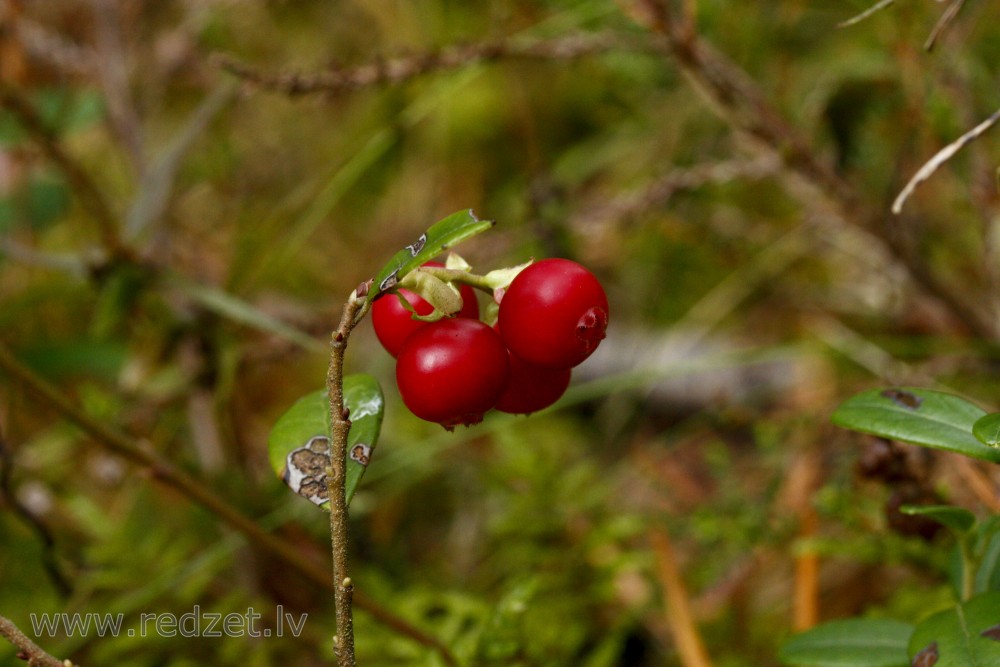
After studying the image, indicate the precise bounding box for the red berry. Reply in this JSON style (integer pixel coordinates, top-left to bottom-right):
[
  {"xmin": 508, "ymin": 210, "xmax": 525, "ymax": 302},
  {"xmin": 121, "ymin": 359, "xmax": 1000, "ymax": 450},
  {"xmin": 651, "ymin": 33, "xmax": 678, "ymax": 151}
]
[
  {"xmin": 494, "ymin": 351, "xmax": 571, "ymax": 415},
  {"xmin": 371, "ymin": 261, "xmax": 479, "ymax": 357},
  {"xmin": 396, "ymin": 318, "xmax": 509, "ymax": 429},
  {"xmin": 498, "ymin": 258, "xmax": 608, "ymax": 369}
]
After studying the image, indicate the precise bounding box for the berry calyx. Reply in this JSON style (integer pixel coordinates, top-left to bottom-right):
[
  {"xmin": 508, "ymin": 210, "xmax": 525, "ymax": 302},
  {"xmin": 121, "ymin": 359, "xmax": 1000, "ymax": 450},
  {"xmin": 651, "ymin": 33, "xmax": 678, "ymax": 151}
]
[
  {"xmin": 371, "ymin": 261, "xmax": 479, "ymax": 357},
  {"xmin": 395, "ymin": 318, "xmax": 509, "ymax": 429},
  {"xmin": 498, "ymin": 258, "xmax": 609, "ymax": 369}
]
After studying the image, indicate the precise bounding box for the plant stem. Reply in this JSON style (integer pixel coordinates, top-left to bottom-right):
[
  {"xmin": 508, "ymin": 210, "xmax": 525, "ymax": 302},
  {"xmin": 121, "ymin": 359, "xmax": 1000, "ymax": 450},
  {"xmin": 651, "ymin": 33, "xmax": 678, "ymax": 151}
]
[
  {"xmin": 0, "ymin": 613, "xmax": 67, "ymax": 667},
  {"xmin": 0, "ymin": 336, "xmax": 458, "ymax": 666},
  {"xmin": 325, "ymin": 290, "xmax": 368, "ymax": 666}
]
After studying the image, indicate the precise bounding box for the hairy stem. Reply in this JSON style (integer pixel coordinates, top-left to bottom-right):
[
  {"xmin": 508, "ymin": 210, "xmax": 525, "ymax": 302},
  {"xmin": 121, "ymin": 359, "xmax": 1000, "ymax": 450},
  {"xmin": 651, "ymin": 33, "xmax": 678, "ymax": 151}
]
[
  {"xmin": 325, "ymin": 291, "xmax": 368, "ymax": 666},
  {"xmin": 0, "ymin": 613, "xmax": 67, "ymax": 667}
]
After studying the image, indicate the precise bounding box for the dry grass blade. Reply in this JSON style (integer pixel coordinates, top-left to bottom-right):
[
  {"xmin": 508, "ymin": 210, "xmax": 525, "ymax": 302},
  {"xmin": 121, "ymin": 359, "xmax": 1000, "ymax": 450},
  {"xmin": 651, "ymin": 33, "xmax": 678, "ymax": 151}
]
[
  {"xmin": 837, "ymin": 0, "xmax": 895, "ymax": 29},
  {"xmin": 892, "ymin": 106, "xmax": 1000, "ymax": 214},
  {"xmin": 924, "ymin": 0, "xmax": 967, "ymax": 51}
]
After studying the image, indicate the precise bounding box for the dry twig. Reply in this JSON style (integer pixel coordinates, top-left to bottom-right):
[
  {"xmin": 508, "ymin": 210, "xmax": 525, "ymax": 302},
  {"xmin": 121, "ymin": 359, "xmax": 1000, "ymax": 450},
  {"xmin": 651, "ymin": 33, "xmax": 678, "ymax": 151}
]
[
  {"xmin": 0, "ymin": 84, "xmax": 127, "ymax": 261},
  {"xmin": 892, "ymin": 106, "xmax": 1000, "ymax": 215},
  {"xmin": 214, "ymin": 32, "xmax": 627, "ymax": 97},
  {"xmin": 0, "ymin": 614, "xmax": 68, "ymax": 667},
  {"xmin": 837, "ymin": 0, "xmax": 895, "ymax": 29},
  {"xmin": 631, "ymin": 0, "xmax": 996, "ymax": 339},
  {"xmin": 924, "ymin": 0, "xmax": 967, "ymax": 51}
]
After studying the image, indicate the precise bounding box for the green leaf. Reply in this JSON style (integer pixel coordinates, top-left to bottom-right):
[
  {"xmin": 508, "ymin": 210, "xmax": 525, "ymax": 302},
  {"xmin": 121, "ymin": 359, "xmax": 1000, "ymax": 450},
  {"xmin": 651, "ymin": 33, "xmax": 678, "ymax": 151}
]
[
  {"xmin": 907, "ymin": 592, "xmax": 1000, "ymax": 666},
  {"xmin": 342, "ymin": 374, "xmax": 384, "ymax": 505},
  {"xmin": 779, "ymin": 618, "xmax": 913, "ymax": 667},
  {"xmin": 973, "ymin": 413, "xmax": 1000, "ymax": 448},
  {"xmin": 171, "ymin": 276, "xmax": 325, "ymax": 353},
  {"xmin": 367, "ymin": 209, "xmax": 494, "ymax": 303},
  {"xmin": 831, "ymin": 388, "xmax": 999, "ymax": 463},
  {"xmin": 900, "ymin": 505, "xmax": 976, "ymax": 535},
  {"xmin": 975, "ymin": 527, "xmax": 1000, "ymax": 594},
  {"xmin": 267, "ymin": 375, "xmax": 384, "ymax": 509}
]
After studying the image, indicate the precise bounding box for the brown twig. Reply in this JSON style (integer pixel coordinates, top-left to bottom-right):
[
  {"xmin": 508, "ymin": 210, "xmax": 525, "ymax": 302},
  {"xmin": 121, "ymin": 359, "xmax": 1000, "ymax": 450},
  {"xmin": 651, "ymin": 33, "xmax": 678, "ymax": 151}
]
[
  {"xmin": 0, "ymin": 83, "xmax": 128, "ymax": 261},
  {"xmin": 214, "ymin": 32, "xmax": 626, "ymax": 97},
  {"xmin": 651, "ymin": 528, "xmax": 714, "ymax": 667},
  {"xmin": 324, "ymin": 290, "xmax": 369, "ymax": 666},
  {"xmin": 573, "ymin": 155, "xmax": 780, "ymax": 230},
  {"xmin": 0, "ymin": 340, "xmax": 457, "ymax": 666},
  {"xmin": 0, "ymin": 613, "xmax": 68, "ymax": 667},
  {"xmin": 632, "ymin": 0, "xmax": 997, "ymax": 340}
]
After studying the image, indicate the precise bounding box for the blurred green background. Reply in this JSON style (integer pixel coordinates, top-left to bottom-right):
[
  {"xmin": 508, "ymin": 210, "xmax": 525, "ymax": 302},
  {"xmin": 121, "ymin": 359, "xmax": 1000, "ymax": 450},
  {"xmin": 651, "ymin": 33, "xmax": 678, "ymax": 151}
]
[{"xmin": 1, "ymin": 1, "xmax": 998, "ymax": 665}]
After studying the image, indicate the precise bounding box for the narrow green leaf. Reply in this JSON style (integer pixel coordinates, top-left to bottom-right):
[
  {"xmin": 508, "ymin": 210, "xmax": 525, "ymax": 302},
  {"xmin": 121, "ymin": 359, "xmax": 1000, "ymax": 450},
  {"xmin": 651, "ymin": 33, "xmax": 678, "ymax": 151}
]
[
  {"xmin": 172, "ymin": 276, "xmax": 325, "ymax": 353},
  {"xmin": 908, "ymin": 592, "xmax": 1000, "ymax": 666},
  {"xmin": 975, "ymin": 528, "xmax": 1000, "ymax": 594},
  {"xmin": 367, "ymin": 209, "xmax": 494, "ymax": 303},
  {"xmin": 973, "ymin": 413, "xmax": 1000, "ymax": 448},
  {"xmin": 267, "ymin": 375, "xmax": 384, "ymax": 509},
  {"xmin": 900, "ymin": 505, "xmax": 976, "ymax": 535},
  {"xmin": 831, "ymin": 388, "xmax": 999, "ymax": 463},
  {"xmin": 779, "ymin": 618, "xmax": 913, "ymax": 667}
]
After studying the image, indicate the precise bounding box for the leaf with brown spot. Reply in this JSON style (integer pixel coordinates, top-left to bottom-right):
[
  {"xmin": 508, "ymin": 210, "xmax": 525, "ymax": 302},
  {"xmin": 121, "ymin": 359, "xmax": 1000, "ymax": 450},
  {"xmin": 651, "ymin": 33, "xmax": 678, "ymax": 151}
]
[
  {"xmin": 981, "ymin": 624, "xmax": 1000, "ymax": 642},
  {"xmin": 911, "ymin": 642, "xmax": 938, "ymax": 667},
  {"xmin": 908, "ymin": 592, "xmax": 1000, "ymax": 666}
]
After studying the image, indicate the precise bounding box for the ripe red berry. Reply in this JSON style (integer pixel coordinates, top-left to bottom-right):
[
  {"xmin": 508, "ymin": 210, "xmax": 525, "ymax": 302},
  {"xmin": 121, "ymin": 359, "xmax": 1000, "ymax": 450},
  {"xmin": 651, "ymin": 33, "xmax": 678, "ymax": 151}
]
[
  {"xmin": 494, "ymin": 351, "xmax": 571, "ymax": 415},
  {"xmin": 371, "ymin": 261, "xmax": 479, "ymax": 357},
  {"xmin": 498, "ymin": 258, "xmax": 608, "ymax": 369},
  {"xmin": 395, "ymin": 318, "xmax": 509, "ymax": 429}
]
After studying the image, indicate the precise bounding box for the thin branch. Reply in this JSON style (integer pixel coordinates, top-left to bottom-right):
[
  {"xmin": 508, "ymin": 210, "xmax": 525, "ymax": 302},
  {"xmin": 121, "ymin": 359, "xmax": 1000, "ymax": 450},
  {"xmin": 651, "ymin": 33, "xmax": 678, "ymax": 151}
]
[
  {"xmin": 0, "ymin": 614, "xmax": 68, "ymax": 667},
  {"xmin": 325, "ymin": 289, "xmax": 369, "ymax": 667},
  {"xmin": 89, "ymin": 0, "xmax": 145, "ymax": 174},
  {"xmin": 631, "ymin": 0, "xmax": 997, "ymax": 339},
  {"xmin": 0, "ymin": 84, "xmax": 128, "ymax": 261},
  {"xmin": 8, "ymin": 15, "xmax": 96, "ymax": 75},
  {"xmin": 0, "ymin": 340, "xmax": 457, "ymax": 666},
  {"xmin": 892, "ymin": 106, "xmax": 1000, "ymax": 214},
  {"xmin": 837, "ymin": 0, "xmax": 895, "ymax": 29},
  {"xmin": 0, "ymin": 432, "xmax": 73, "ymax": 598},
  {"xmin": 924, "ymin": 0, "xmax": 967, "ymax": 51},
  {"xmin": 573, "ymin": 155, "xmax": 780, "ymax": 229},
  {"xmin": 124, "ymin": 81, "xmax": 237, "ymax": 242},
  {"xmin": 214, "ymin": 32, "xmax": 626, "ymax": 97}
]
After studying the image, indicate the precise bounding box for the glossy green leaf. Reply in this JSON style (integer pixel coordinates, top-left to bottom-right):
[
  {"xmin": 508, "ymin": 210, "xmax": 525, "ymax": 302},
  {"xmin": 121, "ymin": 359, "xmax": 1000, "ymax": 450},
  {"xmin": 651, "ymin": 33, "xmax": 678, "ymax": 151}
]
[
  {"xmin": 342, "ymin": 374, "xmax": 384, "ymax": 504},
  {"xmin": 907, "ymin": 592, "xmax": 1000, "ymax": 666},
  {"xmin": 973, "ymin": 413, "xmax": 1000, "ymax": 448},
  {"xmin": 367, "ymin": 209, "xmax": 494, "ymax": 303},
  {"xmin": 267, "ymin": 375, "xmax": 384, "ymax": 509},
  {"xmin": 900, "ymin": 505, "xmax": 976, "ymax": 535},
  {"xmin": 831, "ymin": 388, "xmax": 999, "ymax": 463},
  {"xmin": 779, "ymin": 618, "xmax": 913, "ymax": 667}
]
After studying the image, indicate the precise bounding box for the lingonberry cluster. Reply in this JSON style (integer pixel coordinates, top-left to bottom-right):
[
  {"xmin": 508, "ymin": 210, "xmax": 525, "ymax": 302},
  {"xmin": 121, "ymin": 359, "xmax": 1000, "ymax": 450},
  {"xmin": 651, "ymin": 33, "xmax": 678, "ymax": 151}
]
[{"xmin": 371, "ymin": 258, "xmax": 609, "ymax": 429}]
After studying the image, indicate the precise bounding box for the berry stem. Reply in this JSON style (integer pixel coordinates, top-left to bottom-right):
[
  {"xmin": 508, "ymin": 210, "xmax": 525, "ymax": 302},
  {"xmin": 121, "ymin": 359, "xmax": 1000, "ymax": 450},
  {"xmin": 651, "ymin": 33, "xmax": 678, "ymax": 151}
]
[
  {"xmin": 416, "ymin": 265, "xmax": 496, "ymax": 293},
  {"xmin": 325, "ymin": 288, "xmax": 370, "ymax": 667}
]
